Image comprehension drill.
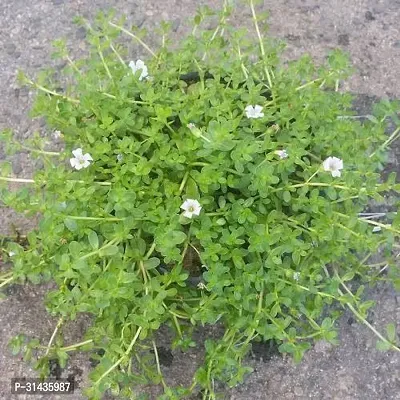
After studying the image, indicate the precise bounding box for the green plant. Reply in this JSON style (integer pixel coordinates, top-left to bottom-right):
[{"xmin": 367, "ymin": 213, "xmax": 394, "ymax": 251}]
[{"xmin": 1, "ymin": 1, "xmax": 400, "ymax": 399}]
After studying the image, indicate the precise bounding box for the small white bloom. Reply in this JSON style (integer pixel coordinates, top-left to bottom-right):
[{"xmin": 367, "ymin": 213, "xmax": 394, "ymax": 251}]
[
  {"xmin": 129, "ymin": 59, "xmax": 148, "ymax": 81},
  {"xmin": 322, "ymin": 156, "xmax": 343, "ymax": 178},
  {"xmin": 180, "ymin": 199, "xmax": 202, "ymax": 219},
  {"xmin": 245, "ymin": 105, "xmax": 264, "ymax": 119},
  {"xmin": 52, "ymin": 130, "xmax": 63, "ymax": 139},
  {"xmin": 275, "ymin": 149, "xmax": 288, "ymax": 159},
  {"xmin": 117, "ymin": 154, "xmax": 123, "ymax": 162},
  {"xmin": 372, "ymin": 226, "xmax": 382, "ymax": 233},
  {"xmin": 197, "ymin": 282, "xmax": 207, "ymax": 290},
  {"xmin": 8, "ymin": 251, "xmax": 16, "ymax": 257},
  {"xmin": 69, "ymin": 148, "xmax": 93, "ymax": 170},
  {"xmin": 187, "ymin": 123, "xmax": 203, "ymax": 139},
  {"xmin": 293, "ymin": 272, "xmax": 300, "ymax": 281}
]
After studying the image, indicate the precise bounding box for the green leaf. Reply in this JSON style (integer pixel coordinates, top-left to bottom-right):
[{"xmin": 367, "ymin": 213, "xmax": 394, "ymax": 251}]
[
  {"xmin": 386, "ymin": 323, "xmax": 396, "ymax": 342},
  {"xmin": 64, "ymin": 218, "xmax": 78, "ymax": 232},
  {"xmin": 376, "ymin": 340, "xmax": 392, "ymax": 351},
  {"xmin": 171, "ymin": 231, "xmax": 187, "ymax": 244},
  {"xmin": 99, "ymin": 244, "xmax": 119, "ymax": 257},
  {"xmin": 88, "ymin": 230, "xmax": 99, "ymax": 250},
  {"xmin": 143, "ymin": 257, "xmax": 160, "ymax": 270},
  {"xmin": 283, "ymin": 191, "xmax": 291, "ymax": 203},
  {"xmin": 341, "ymin": 271, "xmax": 355, "ymax": 282}
]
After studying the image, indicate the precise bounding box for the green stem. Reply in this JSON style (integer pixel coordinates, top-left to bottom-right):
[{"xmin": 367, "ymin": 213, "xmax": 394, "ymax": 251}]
[
  {"xmin": 144, "ymin": 241, "xmax": 156, "ymax": 260},
  {"xmin": 66, "ymin": 216, "xmax": 123, "ymax": 222},
  {"xmin": 334, "ymin": 211, "xmax": 400, "ymax": 236},
  {"xmin": 94, "ymin": 326, "xmax": 143, "ymax": 386},
  {"xmin": 332, "ymin": 270, "xmax": 400, "ymax": 353},
  {"xmin": 60, "ymin": 339, "xmax": 94, "ymax": 352},
  {"xmin": 278, "ymin": 182, "xmax": 354, "ymax": 192},
  {"xmin": 106, "ymin": 38, "xmax": 126, "ymax": 67},
  {"xmin": 19, "ymin": 144, "xmax": 60, "ymax": 156},
  {"xmin": 152, "ymin": 341, "xmax": 168, "ymax": 390},
  {"xmin": 108, "ymin": 22, "xmax": 156, "ymax": 57},
  {"xmin": 295, "ymin": 72, "xmax": 334, "ymax": 91},
  {"xmin": 80, "ymin": 238, "xmax": 119, "ymax": 261},
  {"xmin": 249, "ymin": 0, "xmax": 272, "ymax": 88},
  {"xmin": 0, "ymin": 176, "xmax": 112, "ymax": 186},
  {"xmin": 98, "ymin": 46, "xmax": 113, "ymax": 81},
  {"xmin": 0, "ymin": 277, "xmax": 14, "ymax": 288},
  {"xmin": 25, "ymin": 78, "xmax": 80, "ymax": 104},
  {"xmin": 179, "ymin": 170, "xmax": 190, "ymax": 194},
  {"xmin": 277, "ymin": 278, "xmax": 336, "ymax": 299},
  {"xmin": 100, "ymin": 92, "xmax": 148, "ymax": 105},
  {"xmin": 305, "ymin": 168, "xmax": 320, "ymax": 184},
  {"xmin": 45, "ymin": 318, "xmax": 64, "ymax": 356},
  {"xmin": 0, "ymin": 271, "xmax": 13, "ymax": 280},
  {"xmin": 370, "ymin": 127, "xmax": 400, "ymax": 158}
]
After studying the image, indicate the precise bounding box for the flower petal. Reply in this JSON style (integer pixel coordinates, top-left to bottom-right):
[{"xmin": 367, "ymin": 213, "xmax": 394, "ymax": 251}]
[
  {"xmin": 183, "ymin": 211, "xmax": 193, "ymax": 219},
  {"xmin": 180, "ymin": 200, "xmax": 191, "ymax": 210},
  {"xmin": 83, "ymin": 153, "xmax": 93, "ymax": 161},
  {"xmin": 72, "ymin": 148, "xmax": 83, "ymax": 158},
  {"xmin": 70, "ymin": 158, "xmax": 79, "ymax": 168}
]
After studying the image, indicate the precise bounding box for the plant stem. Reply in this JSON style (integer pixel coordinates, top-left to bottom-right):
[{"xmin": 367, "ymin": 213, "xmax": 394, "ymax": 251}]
[
  {"xmin": 370, "ymin": 127, "xmax": 400, "ymax": 158},
  {"xmin": 45, "ymin": 317, "xmax": 64, "ymax": 356},
  {"xmin": 98, "ymin": 46, "xmax": 113, "ymax": 81},
  {"xmin": 0, "ymin": 176, "xmax": 112, "ymax": 186},
  {"xmin": 80, "ymin": 238, "xmax": 119, "ymax": 261},
  {"xmin": 60, "ymin": 339, "xmax": 93, "ymax": 352},
  {"xmin": 24, "ymin": 77, "xmax": 80, "ymax": 104},
  {"xmin": 152, "ymin": 340, "xmax": 168, "ymax": 389},
  {"xmin": 94, "ymin": 326, "xmax": 142, "ymax": 386},
  {"xmin": 144, "ymin": 241, "xmax": 156, "ymax": 260},
  {"xmin": 249, "ymin": 0, "xmax": 272, "ymax": 88},
  {"xmin": 305, "ymin": 168, "xmax": 320, "ymax": 184},
  {"xmin": 66, "ymin": 216, "xmax": 123, "ymax": 221},
  {"xmin": 106, "ymin": 37, "xmax": 126, "ymax": 67},
  {"xmin": 332, "ymin": 270, "xmax": 400, "ymax": 353},
  {"xmin": 295, "ymin": 72, "xmax": 334, "ymax": 91},
  {"xmin": 0, "ymin": 276, "xmax": 14, "ymax": 288},
  {"xmin": 19, "ymin": 144, "xmax": 60, "ymax": 156},
  {"xmin": 274, "ymin": 182, "xmax": 352, "ymax": 193},
  {"xmin": 179, "ymin": 170, "xmax": 190, "ymax": 194},
  {"xmin": 100, "ymin": 92, "xmax": 148, "ymax": 104},
  {"xmin": 108, "ymin": 22, "xmax": 156, "ymax": 57},
  {"xmin": 334, "ymin": 211, "xmax": 400, "ymax": 236}
]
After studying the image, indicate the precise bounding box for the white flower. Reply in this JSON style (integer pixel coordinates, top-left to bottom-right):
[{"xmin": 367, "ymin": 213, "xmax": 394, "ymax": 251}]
[
  {"xmin": 186, "ymin": 122, "xmax": 203, "ymax": 139},
  {"xmin": 293, "ymin": 272, "xmax": 300, "ymax": 281},
  {"xmin": 129, "ymin": 59, "xmax": 148, "ymax": 81},
  {"xmin": 8, "ymin": 251, "xmax": 16, "ymax": 257},
  {"xmin": 322, "ymin": 156, "xmax": 343, "ymax": 178},
  {"xmin": 52, "ymin": 130, "xmax": 63, "ymax": 139},
  {"xmin": 69, "ymin": 148, "xmax": 93, "ymax": 170},
  {"xmin": 180, "ymin": 199, "xmax": 202, "ymax": 219},
  {"xmin": 275, "ymin": 149, "xmax": 288, "ymax": 159},
  {"xmin": 197, "ymin": 282, "xmax": 207, "ymax": 290},
  {"xmin": 117, "ymin": 154, "xmax": 123, "ymax": 162},
  {"xmin": 372, "ymin": 226, "xmax": 382, "ymax": 233},
  {"xmin": 245, "ymin": 105, "xmax": 264, "ymax": 119}
]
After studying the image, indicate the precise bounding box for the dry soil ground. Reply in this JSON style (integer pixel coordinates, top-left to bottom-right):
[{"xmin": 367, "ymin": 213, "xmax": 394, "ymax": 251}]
[{"xmin": 0, "ymin": 1, "xmax": 399, "ymax": 399}]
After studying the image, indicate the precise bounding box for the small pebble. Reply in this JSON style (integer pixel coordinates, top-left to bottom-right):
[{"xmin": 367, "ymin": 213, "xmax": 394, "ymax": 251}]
[
  {"xmin": 365, "ymin": 11, "xmax": 375, "ymax": 21},
  {"xmin": 338, "ymin": 34, "xmax": 350, "ymax": 46}
]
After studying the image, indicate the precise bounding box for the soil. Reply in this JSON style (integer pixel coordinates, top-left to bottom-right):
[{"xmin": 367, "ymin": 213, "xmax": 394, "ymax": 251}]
[{"xmin": 0, "ymin": 1, "xmax": 399, "ymax": 399}]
